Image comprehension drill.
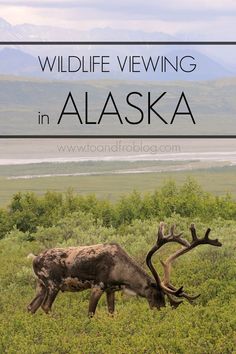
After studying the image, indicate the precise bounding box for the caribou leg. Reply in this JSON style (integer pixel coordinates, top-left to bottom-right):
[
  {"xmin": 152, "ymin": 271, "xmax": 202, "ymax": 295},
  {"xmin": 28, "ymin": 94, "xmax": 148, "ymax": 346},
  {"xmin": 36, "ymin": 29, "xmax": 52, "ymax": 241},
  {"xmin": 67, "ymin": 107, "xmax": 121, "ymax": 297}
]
[
  {"xmin": 27, "ymin": 280, "xmax": 47, "ymax": 314},
  {"xmin": 106, "ymin": 289, "xmax": 115, "ymax": 314},
  {"xmin": 41, "ymin": 285, "xmax": 59, "ymax": 314},
  {"xmin": 88, "ymin": 286, "xmax": 104, "ymax": 317}
]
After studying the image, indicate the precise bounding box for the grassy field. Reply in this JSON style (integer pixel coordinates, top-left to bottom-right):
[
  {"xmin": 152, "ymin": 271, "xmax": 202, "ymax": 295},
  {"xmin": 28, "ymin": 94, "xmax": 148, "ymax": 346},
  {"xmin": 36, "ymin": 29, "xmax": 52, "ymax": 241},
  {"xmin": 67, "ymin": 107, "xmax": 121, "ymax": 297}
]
[
  {"xmin": 0, "ymin": 162, "xmax": 235, "ymax": 353},
  {"xmin": 0, "ymin": 216, "xmax": 235, "ymax": 354},
  {"xmin": 0, "ymin": 164, "xmax": 236, "ymax": 207}
]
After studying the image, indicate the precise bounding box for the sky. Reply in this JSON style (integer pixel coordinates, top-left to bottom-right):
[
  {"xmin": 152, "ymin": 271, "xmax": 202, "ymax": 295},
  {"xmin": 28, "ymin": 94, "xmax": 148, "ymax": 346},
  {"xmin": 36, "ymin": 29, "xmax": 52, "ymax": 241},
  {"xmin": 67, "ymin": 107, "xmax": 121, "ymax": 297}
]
[{"xmin": 0, "ymin": 0, "xmax": 236, "ymax": 39}]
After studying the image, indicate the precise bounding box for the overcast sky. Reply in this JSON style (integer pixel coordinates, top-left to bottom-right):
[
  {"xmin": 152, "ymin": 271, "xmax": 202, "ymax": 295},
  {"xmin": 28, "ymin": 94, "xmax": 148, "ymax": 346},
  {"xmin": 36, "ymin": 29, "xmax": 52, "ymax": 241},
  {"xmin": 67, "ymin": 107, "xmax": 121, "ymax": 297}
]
[{"xmin": 0, "ymin": 0, "xmax": 236, "ymax": 39}]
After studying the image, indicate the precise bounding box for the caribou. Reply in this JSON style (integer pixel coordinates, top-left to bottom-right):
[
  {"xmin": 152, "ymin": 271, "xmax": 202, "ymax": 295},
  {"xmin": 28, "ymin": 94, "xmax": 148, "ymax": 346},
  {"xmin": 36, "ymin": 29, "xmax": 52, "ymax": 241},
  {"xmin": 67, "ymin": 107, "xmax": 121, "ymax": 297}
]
[{"xmin": 27, "ymin": 222, "xmax": 222, "ymax": 316}]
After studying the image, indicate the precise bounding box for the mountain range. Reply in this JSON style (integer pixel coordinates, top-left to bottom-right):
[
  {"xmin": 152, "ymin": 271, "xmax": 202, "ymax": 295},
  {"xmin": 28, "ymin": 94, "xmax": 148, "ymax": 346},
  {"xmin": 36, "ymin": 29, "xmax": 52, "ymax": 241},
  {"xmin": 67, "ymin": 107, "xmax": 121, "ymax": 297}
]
[
  {"xmin": 0, "ymin": 17, "xmax": 235, "ymax": 80},
  {"xmin": 0, "ymin": 17, "xmax": 175, "ymax": 42}
]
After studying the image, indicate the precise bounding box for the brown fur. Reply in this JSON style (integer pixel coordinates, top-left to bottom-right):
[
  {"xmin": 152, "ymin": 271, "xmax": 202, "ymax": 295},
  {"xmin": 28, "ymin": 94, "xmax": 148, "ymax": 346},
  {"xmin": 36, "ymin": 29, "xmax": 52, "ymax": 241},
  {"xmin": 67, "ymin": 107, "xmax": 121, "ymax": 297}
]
[{"xmin": 28, "ymin": 243, "xmax": 165, "ymax": 316}]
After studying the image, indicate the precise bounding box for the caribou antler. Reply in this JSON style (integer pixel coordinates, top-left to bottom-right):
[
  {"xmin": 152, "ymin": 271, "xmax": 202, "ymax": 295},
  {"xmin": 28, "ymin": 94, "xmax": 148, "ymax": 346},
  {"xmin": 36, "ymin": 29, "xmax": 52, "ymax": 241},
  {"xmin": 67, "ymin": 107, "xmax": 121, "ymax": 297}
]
[
  {"xmin": 160, "ymin": 223, "xmax": 222, "ymax": 302},
  {"xmin": 146, "ymin": 222, "xmax": 186, "ymax": 297},
  {"xmin": 146, "ymin": 222, "xmax": 222, "ymax": 305}
]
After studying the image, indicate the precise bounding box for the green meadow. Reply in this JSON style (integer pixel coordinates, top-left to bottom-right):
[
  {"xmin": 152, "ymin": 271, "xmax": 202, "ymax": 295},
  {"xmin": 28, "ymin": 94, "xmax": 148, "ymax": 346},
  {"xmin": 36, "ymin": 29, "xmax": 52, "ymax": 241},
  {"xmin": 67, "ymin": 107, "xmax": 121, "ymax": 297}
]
[
  {"xmin": 0, "ymin": 161, "xmax": 235, "ymax": 353},
  {"xmin": 0, "ymin": 161, "xmax": 236, "ymax": 207}
]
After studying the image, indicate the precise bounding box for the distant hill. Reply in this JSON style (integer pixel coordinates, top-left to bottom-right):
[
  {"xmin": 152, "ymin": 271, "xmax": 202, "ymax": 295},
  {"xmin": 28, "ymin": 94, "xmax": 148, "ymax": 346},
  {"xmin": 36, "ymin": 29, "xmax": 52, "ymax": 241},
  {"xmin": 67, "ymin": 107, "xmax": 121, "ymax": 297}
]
[
  {"xmin": 0, "ymin": 17, "xmax": 235, "ymax": 80},
  {"xmin": 0, "ymin": 48, "xmax": 38, "ymax": 75},
  {"xmin": 144, "ymin": 48, "xmax": 233, "ymax": 81},
  {"xmin": 0, "ymin": 75, "xmax": 235, "ymax": 135},
  {"xmin": 0, "ymin": 17, "xmax": 176, "ymax": 42},
  {"xmin": 0, "ymin": 46, "xmax": 233, "ymax": 81}
]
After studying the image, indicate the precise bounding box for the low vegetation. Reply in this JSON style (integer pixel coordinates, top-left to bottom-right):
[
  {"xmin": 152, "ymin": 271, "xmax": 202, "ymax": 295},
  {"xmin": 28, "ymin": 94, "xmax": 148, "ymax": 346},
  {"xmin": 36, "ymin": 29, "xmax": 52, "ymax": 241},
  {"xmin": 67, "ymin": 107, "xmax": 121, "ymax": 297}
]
[{"xmin": 0, "ymin": 178, "xmax": 235, "ymax": 353}]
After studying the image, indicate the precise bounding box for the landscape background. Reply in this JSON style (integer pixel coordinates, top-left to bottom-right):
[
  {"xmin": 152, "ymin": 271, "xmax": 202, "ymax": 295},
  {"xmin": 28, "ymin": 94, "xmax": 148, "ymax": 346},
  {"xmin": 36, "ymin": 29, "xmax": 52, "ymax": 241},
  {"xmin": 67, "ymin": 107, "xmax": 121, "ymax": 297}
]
[{"xmin": 0, "ymin": 1, "xmax": 236, "ymax": 352}]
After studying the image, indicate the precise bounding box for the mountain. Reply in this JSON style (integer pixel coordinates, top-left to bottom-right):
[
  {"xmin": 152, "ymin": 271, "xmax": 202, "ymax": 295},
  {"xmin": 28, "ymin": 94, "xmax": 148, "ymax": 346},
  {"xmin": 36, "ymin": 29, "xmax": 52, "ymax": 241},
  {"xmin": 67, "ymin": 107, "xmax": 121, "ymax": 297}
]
[
  {"xmin": 0, "ymin": 45, "xmax": 233, "ymax": 80},
  {"xmin": 0, "ymin": 48, "xmax": 38, "ymax": 75},
  {"xmin": 0, "ymin": 17, "xmax": 235, "ymax": 80},
  {"xmin": 143, "ymin": 48, "xmax": 233, "ymax": 81},
  {"xmin": 0, "ymin": 17, "xmax": 176, "ymax": 42},
  {"xmin": 0, "ymin": 18, "xmax": 11, "ymax": 30},
  {"xmin": 0, "ymin": 18, "xmax": 23, "ymax": 41}
]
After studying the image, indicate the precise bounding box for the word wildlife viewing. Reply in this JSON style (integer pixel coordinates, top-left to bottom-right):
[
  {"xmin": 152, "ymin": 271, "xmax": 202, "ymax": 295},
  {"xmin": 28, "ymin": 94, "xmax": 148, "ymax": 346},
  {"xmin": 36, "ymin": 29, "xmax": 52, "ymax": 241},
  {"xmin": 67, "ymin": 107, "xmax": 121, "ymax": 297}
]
[{"xmin": 37, "ymin": 54, "xmax": 197, "ymax": 126}]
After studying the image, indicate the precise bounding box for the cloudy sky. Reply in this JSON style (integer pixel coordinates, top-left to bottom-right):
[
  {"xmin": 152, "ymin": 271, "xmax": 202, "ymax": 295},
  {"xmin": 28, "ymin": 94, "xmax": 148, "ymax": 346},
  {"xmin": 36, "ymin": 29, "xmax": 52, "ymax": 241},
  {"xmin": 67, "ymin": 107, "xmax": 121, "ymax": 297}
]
[{"xmin": 0, "ymin": 0, "xmax": 236, "ymax": 39}]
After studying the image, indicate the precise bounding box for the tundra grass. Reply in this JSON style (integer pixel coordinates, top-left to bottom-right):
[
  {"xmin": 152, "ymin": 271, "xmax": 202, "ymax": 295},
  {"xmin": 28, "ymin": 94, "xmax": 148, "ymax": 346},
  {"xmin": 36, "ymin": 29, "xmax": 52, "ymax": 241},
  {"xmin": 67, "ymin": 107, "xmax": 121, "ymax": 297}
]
[
  {"xmin": 0, "ymin": 217, "xmax": 235, "ymax": 354},
  {"xmin": 0, "ymin": 165, "xmax": 236, "ymax": 207}
]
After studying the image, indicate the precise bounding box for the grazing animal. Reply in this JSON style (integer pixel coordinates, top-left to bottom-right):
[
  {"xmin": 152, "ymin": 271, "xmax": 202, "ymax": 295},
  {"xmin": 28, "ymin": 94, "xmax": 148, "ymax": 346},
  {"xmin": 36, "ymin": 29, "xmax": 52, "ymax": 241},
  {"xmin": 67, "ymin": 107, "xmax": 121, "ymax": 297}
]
[{"xmin": 27, "ymin": 223, "xmax": 222, "ymax": 316}]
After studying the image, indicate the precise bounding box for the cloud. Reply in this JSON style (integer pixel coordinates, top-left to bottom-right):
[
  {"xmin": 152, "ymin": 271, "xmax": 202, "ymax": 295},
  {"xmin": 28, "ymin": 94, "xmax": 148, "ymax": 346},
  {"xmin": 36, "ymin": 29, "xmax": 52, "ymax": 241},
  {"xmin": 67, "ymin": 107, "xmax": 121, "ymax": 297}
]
[
  {"xmin": 0, "ymin": 0, "xmax": 235, "ymax": 40},
  {"xmin": 1, "ymin": 0, "xmax": 236, "ymax": 19}
]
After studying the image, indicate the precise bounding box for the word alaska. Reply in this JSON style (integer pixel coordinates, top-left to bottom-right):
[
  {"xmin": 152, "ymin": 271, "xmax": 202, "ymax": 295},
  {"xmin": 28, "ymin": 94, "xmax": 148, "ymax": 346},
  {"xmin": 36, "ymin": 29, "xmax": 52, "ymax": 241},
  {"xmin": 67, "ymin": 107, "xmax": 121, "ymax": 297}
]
[{"xmin": 57, "ymin": 91, "xmax": 195, "ymax": 125}]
